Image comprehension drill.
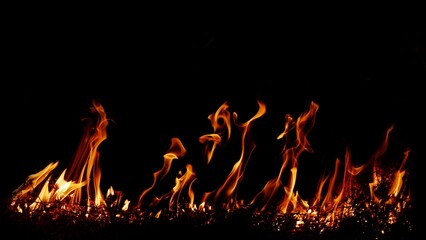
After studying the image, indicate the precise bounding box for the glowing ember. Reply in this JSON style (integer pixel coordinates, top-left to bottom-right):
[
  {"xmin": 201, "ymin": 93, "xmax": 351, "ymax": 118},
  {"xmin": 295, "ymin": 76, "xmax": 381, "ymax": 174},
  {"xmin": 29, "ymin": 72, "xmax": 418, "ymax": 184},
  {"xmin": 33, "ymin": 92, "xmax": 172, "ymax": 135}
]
[{"xmin": 7, "ymin": 99, "xmax": 414, "ymax": 238}]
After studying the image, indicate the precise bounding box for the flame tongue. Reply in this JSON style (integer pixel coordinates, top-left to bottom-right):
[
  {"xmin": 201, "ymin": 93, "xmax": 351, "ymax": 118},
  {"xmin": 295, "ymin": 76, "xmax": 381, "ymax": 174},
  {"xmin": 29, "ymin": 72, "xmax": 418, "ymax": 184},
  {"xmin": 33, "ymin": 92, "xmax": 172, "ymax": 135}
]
[
  {"xmin": 12, "ymin": 161, "xmax": 59, "ymax": 201},
  {"xmin": 213, "ymin": 99, "xmax": 266, "ymax": 209},
  {"xmin": 138, "ymin": 137, "xmax": 187, "ymax": 209},
  {"xmin": 64, "ymin": 99, "xmax": 109, "ymax": 207},
  {"xmin": 250, "ymin": 101, "xmax": 318, "ymax": 213}
]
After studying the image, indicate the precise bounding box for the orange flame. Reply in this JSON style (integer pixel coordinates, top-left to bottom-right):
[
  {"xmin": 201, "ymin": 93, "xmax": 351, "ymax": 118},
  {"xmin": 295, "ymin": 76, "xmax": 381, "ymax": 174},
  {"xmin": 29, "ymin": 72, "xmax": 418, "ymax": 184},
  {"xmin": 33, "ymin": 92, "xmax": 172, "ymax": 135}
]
[
  {"xmin": 368, "ymin": 125, "xmax": 393, "ymax": 203},
  {"xmin": 65, "ymin": 99, "xmax": 110, "ymax": 207},
  {"xmin": 11, "ymin": 99, "xmax": 110, "ymax": 209},
  {"xmin": 9, "ymin": 98, "xmax": 412, "ymax": 233},
  {"xmin": 213, "ymin": 99, "xmax": 266, "ymax": 209},
  {"xmin": 388, "ymin": 149, "xmax": 410, "ymax": 199},
  {"xmin": 138, "ymin": 137, "xmax": 187, "ymax": 208},
  {"xmin": 251, "ymin": 101, "xmax": 318, "ymax": 213},
  {"xmin": 199, "ymin": 101, "xmax": 232, "ymax": 165},
  {"xmin": 12, "ymin": 161, "xmax": 59, "ymax": 201},
  {"xmin": 169, "ymin": 164, "xmax": 197, "ymax": 211}
]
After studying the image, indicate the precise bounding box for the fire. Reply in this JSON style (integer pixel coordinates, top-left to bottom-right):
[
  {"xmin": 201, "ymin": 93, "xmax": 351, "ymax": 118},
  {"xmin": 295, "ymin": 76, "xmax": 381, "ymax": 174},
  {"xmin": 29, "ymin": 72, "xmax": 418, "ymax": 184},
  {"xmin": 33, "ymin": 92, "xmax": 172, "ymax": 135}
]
[
  {"xmin": 213, "ymin": 99, "xmax": 266, "ymax": 209},
  {"xmin": 137, "ymin": 137, "xmax": 187, "ymax": 209},
  {"xmin": 251, "ymin": 101, "xmax": 318, "ymax": 214},
  {"xmin": 8, "ymin": 98, "xmax": 413, "ymax": 237},
  {"xmin": 11, "ymin": 99, "xmax": 109, "ymax": 211}
]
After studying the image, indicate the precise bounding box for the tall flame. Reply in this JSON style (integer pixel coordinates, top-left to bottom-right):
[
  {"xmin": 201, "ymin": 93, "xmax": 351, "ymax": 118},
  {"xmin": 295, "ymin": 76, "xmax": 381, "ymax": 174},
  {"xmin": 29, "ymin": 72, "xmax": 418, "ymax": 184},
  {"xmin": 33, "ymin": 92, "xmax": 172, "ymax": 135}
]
[
  {"xmin": 251, "ymin": 101, "xmax": 318, "ymax": 213},
  {"xmin": 11, "ymin": 99, "xmax": 110, "ymax": 209},
  {"xmin": 213, "ymin": 99, "xmax": 266, "ymax": 209},
  {"xmin": 65, "ymin": 99, "xmax": 109, "ymax": 207}
]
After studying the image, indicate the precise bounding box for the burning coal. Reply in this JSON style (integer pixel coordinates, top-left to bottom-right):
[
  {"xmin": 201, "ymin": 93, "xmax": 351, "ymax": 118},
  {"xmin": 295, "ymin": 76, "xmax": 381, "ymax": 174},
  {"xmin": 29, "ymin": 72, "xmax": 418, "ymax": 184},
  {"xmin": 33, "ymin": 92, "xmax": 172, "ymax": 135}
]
[{"xmin": 7, "ymin": 99, "xmax": 414, "ymax": 238}]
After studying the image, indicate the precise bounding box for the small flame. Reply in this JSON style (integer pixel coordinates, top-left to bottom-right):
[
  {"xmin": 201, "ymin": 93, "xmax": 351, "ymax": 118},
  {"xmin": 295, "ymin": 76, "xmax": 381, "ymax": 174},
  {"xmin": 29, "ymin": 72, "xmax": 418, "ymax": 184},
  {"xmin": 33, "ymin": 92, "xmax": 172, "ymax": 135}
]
[
  {"xmin": 169, "ymin": 164, "xmax": 197, "ymax": 210},
  {"xmin": 388, "ymin": 149, "xmax": 410, "ymax": 198},
  {"xmin": 199, "ymin": 101, "xmax": 232, "ymax": 165},
  {"xmin": 12, "ymin": 161, "xmax": 59, "ymax": 201},
  {"xmin": 137, "ymin": 137, "xmax": 187, "ymax": 208}
]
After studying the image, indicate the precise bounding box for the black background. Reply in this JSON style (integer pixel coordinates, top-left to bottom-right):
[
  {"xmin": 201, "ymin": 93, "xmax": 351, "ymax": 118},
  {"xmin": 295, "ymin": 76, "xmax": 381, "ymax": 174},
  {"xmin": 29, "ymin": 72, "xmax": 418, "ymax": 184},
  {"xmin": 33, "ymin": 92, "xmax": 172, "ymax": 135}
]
[{"xmin": 2, "ymin": 5, "xmax": 424, "ymax": 234}]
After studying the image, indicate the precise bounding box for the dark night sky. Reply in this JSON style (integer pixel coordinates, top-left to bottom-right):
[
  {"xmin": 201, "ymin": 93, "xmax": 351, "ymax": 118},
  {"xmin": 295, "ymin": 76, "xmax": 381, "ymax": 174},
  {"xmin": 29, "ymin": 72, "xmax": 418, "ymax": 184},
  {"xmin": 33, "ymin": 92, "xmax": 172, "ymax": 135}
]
[{"xmin": 2, "ymin": 7, "xmax": 424, "ymax": 226}]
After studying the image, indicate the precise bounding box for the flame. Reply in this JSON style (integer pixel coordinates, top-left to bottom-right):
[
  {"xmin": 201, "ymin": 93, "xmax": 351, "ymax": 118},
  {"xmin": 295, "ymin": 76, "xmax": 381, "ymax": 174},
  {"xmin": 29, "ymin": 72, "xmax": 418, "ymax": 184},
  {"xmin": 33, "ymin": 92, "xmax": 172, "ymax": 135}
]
[
  {"xmin": 65, "ymin": 99, "xmax": 110, "ymax": 207},
  {"xmin": 388, "ymin": 149, "xmax": 410, "ymax": 199},
  {"xmin": 169, "ymin": 164, "xmax": 197, "ymax": 211},
  {"xmin": 199, "ymin": 101, "xmax": 232, "ymax": 165},
  {"xmin": 9, "ymin": 98, "xmax": 413, "ymax": 236},
  {"xmin": 213, "ymin": 99, "xmax": 266, "ymax": 209},
  {"xmin": 53, "ymin": 169, "xmax": 87, "ymax": 201},
  {"xmin": 11, "ymin": 99, "xmax": 110, "ymax": 210},
  {"xmin": 251, "ymin": 101, "xmax": 318, "ymax": 213},
  {"xmin": 12, "ymin": 161, "xmax": 59, "ymax": 201},
  {"xmin": 137, "ymin": 137, "xmax": 187, "ymax": 208}
]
